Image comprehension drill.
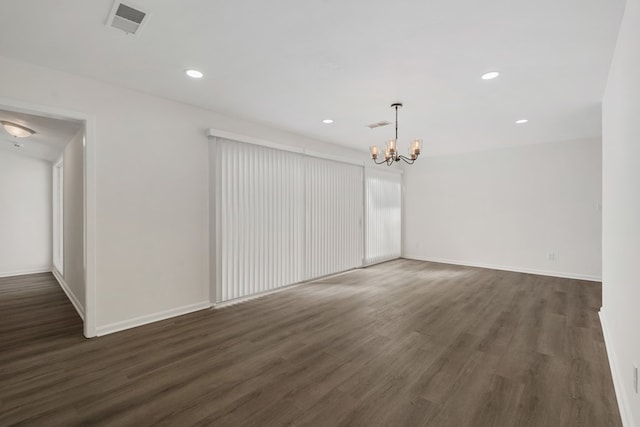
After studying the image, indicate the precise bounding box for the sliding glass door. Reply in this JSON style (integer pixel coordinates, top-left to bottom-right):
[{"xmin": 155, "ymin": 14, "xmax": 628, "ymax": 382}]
[
  {"xmin": 364, "ymin": 168, "xmax": 402, "ymax": 265},
  {"xmin": 215, "ymin": 140, "xmax": 304, "ymax": 302},
  {"xmin": 304, "ymin": 156, "xmax": 363, "ymax": 279},
  {"xmin": 211, "ymin": 137, "xmax": 401, "ymax": 303}
]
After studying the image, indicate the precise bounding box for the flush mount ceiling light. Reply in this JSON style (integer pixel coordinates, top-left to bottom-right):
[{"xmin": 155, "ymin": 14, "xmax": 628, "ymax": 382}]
[
  {"xmin": 370, "ymin": 103, "xmax": 421, "ymax": 166},
  {"xmin": 481, "ymin": 71, "xmax": 500, "ymax": 80},
  {"xmin": 515, "ymin": 119, "xmax": 529, "ymax": 124},
  {"xmin": 322, "ymin": 119, "xmax": 333, "ymax": 124},
  {"xmin": 1, "ymin": 121, "xmax": 36, "ymax": 138},
  {"xmin": 185, "ymin": 69, "xmax": 204, "ymax": 79}
]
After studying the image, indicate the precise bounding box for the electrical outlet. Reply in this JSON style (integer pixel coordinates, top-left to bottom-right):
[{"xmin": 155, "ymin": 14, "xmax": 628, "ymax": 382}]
[
  {"xmin": 634, "ymin": 365, "xmax": 638, "ymax": 394},
  {"xmin": 547, "ymin": 252, "xmax": 556, "ymax": 261}
]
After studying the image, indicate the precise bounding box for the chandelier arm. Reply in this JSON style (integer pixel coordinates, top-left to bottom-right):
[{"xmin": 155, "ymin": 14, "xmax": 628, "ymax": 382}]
[
  {"xmin": 397, "ymin": 155, "xmax": 416, "ymax": 165},
  {"xmin": 372, "ymin": 157, "xmax": 389, "ymax": 165}
]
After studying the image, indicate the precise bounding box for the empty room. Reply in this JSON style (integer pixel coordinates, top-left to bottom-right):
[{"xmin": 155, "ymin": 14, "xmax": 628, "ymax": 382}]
[{"xmin": 0, "ymin": 0, "xmax": 638, "ymax": 426}]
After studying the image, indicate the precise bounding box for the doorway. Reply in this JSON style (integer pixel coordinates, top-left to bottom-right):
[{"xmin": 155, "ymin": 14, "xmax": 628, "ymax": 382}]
[{"xmin": 0, "ymin": 97, "xmax": 96, "ymax": 337}]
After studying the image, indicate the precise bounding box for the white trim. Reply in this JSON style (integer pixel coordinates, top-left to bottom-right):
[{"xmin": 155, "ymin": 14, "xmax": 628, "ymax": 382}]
[
  {"xmin": 207, "ymin": 137, "xmax": 217, "ymax": 305},
  {"xmin": 403, "ymin": 255, "xmax": 602, "ymax": 282},
  {"xmin": 0, "ymin": 97, "xmax": 98, "ymax": 338},
  {"xmin": 362, "ymin": 256, "xmax": 401, "ymax": 268},
  {"xmin": 95, "ymin": 301, "xmax": 211, "ymax": 336},
  {"xmin": 207, "ymin": 127, "xmax": 366, "ymax": 167},
  {"xmin": 303, "ymin": 149, "xmax": 364, "ymax": 167},
  {"xmin": 213, "ymin": 283, "xmax": 305, "ymax": 309},
  {"xmin": 214, "ymin": 268, "xmax": 358, "ymax": 309},
  {"xmin": 207, "ymin": 128, "xmax": 304, "ymax": 155},
  {"xmin": 52, "ymin": 159, "xmax": 64, "ymax": 275},
  {"xmin": 599, "ymin": 310, "xmax": 634, "ymax": 427},
  {"xmin": 84, "ymin": 117, "xmax": 97, "ymax": 338},
  {"xmin": 52, "ymin": 269, "xmax": 84, "ymax": 320},
  {"xmin": 0, "ymin": 267, "xmax": 52, "ymax": 278},
  {"xmin": 0, "ymin": 97, "xmax": 89, "ymax": 123}
]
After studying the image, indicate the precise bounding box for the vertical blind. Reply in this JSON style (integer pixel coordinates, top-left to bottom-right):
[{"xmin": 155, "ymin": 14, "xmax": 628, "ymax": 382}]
[
  {"xmin": 364, "ymin": 168, "xmax": 402, "ymax": 265},
  {"xmin": 213, "ymin": 137, "xmax": 401, "ymax": 303},
  {"xmin": 304, "ymin": 157, "xmax": 363, "ymax": 279},
  {"xmin": 217, "ymin": 140, "xmax": 304, "ymax": 302}
]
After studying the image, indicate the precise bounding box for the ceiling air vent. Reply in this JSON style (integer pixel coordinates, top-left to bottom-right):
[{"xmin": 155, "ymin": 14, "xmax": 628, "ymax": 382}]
[
  {"xmin": 106, "ymin": 1, "xmax": 148, "ymax": 35},
  {"xmin": 366, "ymin": 121, "xmax": 391, "ymax": 129}
]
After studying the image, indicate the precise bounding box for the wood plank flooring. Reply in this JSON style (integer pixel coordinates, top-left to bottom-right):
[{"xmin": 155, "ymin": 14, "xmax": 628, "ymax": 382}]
[{"xmin": 0, "ymin": 260, "xmax": 621, "ymax": 426}]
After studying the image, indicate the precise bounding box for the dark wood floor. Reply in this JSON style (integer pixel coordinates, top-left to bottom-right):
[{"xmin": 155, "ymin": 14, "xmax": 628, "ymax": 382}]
[{"xmin": 0, "ymin": 260, "xmax": 621, "ymax": 426}]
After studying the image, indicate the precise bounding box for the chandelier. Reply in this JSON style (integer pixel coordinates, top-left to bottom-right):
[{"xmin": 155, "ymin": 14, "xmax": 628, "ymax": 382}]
[{"xmin": 370, "ymin": 103, "xmax": 421, "ymax": 165}]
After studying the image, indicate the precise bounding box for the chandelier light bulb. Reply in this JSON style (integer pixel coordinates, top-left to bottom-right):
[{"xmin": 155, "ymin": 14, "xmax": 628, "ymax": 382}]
[{"xmin": 387, "ymin": 139, "xmax": 397, "ymax": 154}]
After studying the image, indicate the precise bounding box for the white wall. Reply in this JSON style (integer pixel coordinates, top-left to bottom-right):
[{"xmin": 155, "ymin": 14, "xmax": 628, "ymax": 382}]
[
  {"xmin": 0, "ymin": 55, "xmax": 365, "ymax": 334},
  {"xmin": 0, "ymin": 150, "xmax": 52, "ymax": 276},
  {"xmin": 59, "ymin": 129, "xmax": 85, "ymax": 313},
  {"xmin": 403, "ymin": 137, "xmax": 602, "ymax": 280},
  {"xmin": 602, "ymin": 0, "xmax": 640, "ymax": 424}
]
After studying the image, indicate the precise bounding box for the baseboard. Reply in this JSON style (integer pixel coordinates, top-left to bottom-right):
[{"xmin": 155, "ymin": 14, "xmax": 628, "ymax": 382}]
[
  {"xmin": 0, "ymin": 266, "xmax": 52, "ymax": 278},
  {"xmin": 599, "ymin": 310, "xmax": 634, "ymax": 427},
  {"xmin": 214, "ymin": 267, "xmax": 363, "ymax": 309},
  {"xmin": 96, "ymin": 301, "xmax": 211, "ymax": 336},
  {"xmin": 214, "ymin": 283, "xmax": 304, "ymax": 309},
  {"xmin": 362, "ymin": 256, "xmax": 402, "ymax": 268},
  {"xmin": 51, "ymin": 269, "xmax": 85, "ymax": 320},
  {"xmin": 403, "ymin": 255, "xmax": 602, "ymax": 282}
]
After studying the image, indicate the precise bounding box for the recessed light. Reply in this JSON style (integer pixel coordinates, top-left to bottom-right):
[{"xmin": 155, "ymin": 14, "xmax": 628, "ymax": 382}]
[
  {"xmin": 515, "ymin": 119, "xmax": 529, "ymax": 124},
  {"xmin": 322, "ymin": 119, "xmax": 334, "ymax": 124},
  {"xmin": 481, "ymin": 71, "xmax": 500, "ymax": 80},
  {"xmin": 185, "ymin": 69, "xmax": 204, "ymax": 79}
]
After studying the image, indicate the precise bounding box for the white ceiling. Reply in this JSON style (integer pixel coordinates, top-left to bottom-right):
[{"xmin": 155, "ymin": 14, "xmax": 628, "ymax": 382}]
[
  {"xmin": 0, "ymin": 0, "xmax": 625, "ymax": 155},
  {"xmin": 0, "ymin": 109, "xmax": 82, "ymax": 162}
]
